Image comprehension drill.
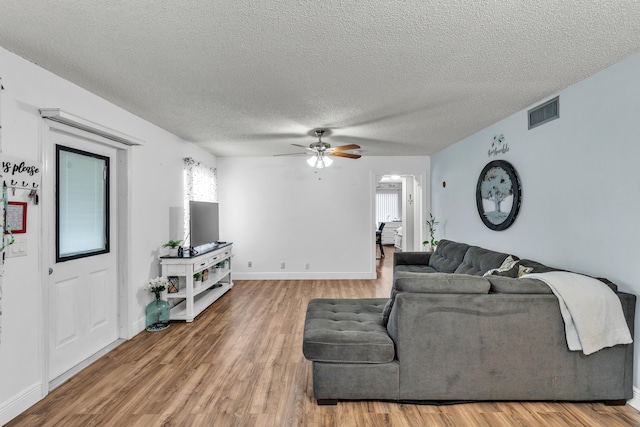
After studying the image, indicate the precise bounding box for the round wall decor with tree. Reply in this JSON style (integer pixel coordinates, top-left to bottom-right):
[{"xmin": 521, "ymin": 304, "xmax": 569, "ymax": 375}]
[{"xmin": 476, "ymin": 160, "xmax": 522, "ymax": 231}]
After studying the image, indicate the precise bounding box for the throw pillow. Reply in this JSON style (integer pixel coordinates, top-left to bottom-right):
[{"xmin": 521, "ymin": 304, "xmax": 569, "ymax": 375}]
[
  {"xmin": 483, "ymin": 255, "xmax": 519, "ymax": 278},
  {"xmin": 518, "ymin": 265, "xmax": 534, "ymax": 277}
]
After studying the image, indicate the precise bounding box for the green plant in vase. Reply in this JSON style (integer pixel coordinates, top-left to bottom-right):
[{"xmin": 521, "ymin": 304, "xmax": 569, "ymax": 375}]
[
  {"xmin": 162, "ymin": 239, "xmax": 182, "ymax": 256},
  {"xmin": 193, "ymin": 272, "xmax": 202, "ymax": 283},
  {"xmin": 422, "ymin": 213, "xmax": 440, "ymax": 252}
]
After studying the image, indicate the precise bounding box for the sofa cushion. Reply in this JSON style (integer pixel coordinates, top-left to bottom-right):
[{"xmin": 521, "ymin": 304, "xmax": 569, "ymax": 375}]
[
  {"xmin": 428, "ymin": 240, "xmax": 470, "ymax": 273},
  {"xmin": 453, "ymin": 246, "xmax": 513, "ymax": 276},
  {"xmin": 382, "ymin": 274, "xmax": 491, "ymax": 325},
  {"xmin": 487, "ymin": 276, "xmax": 553, "ymax": 294},
  {"xmin": 303, "ymin": 298, "xmax": 395, "ymax": 364},
  {"xmin": 394, "ymin": 264, "xmax": 439, "ymax": 278},
  {"xmin": 393, "ymin": 251, "xmax": 432, "ymax": 266},
  {"xmin": 394, "ymin": 274, "xmax": 492, "ymax": 294}
]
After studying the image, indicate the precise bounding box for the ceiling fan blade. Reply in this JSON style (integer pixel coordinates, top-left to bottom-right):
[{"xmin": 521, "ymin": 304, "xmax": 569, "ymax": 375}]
[
  {"xmin": 273, "ymin": 152, "xmax": 309, "ymax": 157},
  {"xmin": 331, "ymin": 152, "xmax": 361, "ymax": 159},
  {"xmin": 332, "ymin": 144, "xmax": 361, "ymax": 151},
  {"xmin": 291, "ymin": 143, "xmax": 313, "ymax": 150}
]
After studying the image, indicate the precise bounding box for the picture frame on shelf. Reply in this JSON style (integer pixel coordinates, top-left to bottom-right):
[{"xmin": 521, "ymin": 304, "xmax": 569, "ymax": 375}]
[{"xmin": 202, "ymin": 268, "xmax": 209, "ymax": 282}]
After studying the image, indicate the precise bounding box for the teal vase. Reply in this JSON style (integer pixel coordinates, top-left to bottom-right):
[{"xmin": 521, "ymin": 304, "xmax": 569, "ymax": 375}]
[{"xmin": 145, "ymin": 296, "xmax": 170, "ymax": 332}]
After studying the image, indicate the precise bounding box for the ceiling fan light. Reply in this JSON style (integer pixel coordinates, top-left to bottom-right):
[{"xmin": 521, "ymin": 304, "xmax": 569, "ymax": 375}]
[{"xmin": 307, "ymin": 153, "xmax": 333, "ymax": 168}]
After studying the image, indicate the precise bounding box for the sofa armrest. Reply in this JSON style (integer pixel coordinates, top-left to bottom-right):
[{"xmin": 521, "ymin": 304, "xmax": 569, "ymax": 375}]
[{"xmin": 393, "ymin": 251, "xmax": 432, "ymax": 267}]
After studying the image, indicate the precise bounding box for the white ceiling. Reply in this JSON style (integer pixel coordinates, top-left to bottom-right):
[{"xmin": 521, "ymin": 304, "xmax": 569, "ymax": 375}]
[{"xmin": 2, "ymin": 1, "xmax": 640, "ymax": 157}]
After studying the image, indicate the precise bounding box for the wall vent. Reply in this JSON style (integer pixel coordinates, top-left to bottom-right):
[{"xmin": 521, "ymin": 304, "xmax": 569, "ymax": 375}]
[{"xmin": 528, "ymin": 96, "xmax": 559, "ymax": 129}]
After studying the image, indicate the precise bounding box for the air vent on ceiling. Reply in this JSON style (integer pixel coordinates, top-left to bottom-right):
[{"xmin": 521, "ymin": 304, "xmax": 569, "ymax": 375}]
[{"xmin": 528, "ymin": 96, "xmax": 559, "ymax": 130}]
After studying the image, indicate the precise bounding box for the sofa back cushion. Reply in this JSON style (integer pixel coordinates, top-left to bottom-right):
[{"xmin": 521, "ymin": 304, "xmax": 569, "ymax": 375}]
[
  {"xmin": 382, "ymin": 273, "xmax": 491, "ymax": 325},
  {"xmin": 487, "ymin": 276, "xmax": 553, "ymax": 294},
  {"xmin": 394, "ymin": 274, "xmax": 492, "ymax": 294},
  {"xmin": 428, "ymin": 240, "xmax": 470, "ymax": 273},
  {"xmin": 394, "ymin": 265, "xmax": 439, "ymax": 279},
  {"xmin": 453, "ymin": 246, "xmax": 513, "ymax": 276}
]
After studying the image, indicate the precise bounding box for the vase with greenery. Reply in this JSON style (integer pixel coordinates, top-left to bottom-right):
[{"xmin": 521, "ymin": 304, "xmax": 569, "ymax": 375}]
[
  {"xmin": 143, "ymin": 276, "xmax": 170, "ymax": 332},
  {"xmin": 162, "ymin": 239, "xmax": 182, "ymax": 257},
  {"xmin": 422, "ymin": 213, "xmax": 440, "ymax": 252}
]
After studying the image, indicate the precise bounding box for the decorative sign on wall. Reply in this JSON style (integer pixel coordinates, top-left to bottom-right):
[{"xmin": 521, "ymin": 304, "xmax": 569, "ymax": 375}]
[
  {"xmin": 476, "ymin": 160, "xmax": 522, "ymax": 231},
  {"xmin": 5, "ymin": 202, "xmax": 27, "ymax": 234},
  {"xmin": 487, "ymin": 134, "xmax": 509, "ymax": 157},
  {"xmin": 1, "ymin": 155, "xmax": 42, "ymax": 191}
]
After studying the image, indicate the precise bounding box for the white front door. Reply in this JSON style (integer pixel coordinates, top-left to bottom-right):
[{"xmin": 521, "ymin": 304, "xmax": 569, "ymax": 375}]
[{"xmin": 46, "ymin": 130, "xmax": 118, "ymax": 382}]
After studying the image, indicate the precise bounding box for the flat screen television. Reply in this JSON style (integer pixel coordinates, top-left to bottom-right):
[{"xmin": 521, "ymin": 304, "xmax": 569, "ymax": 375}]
[{"xmin": 189, "ymin": 201, "xmax": 219, "ymax": 249}]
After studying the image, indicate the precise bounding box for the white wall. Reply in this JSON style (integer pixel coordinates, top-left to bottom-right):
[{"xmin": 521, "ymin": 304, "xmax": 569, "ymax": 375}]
[
  {"xmin": 431, "ymin": 51, "xmax": 640, "ymax": 392},
  {"xmin": 0, "ymin": 46, "xmax": 216, "ymax": 424},
  {"xmin": 217, "ymin": 156, "xmax": 429, "ymax": 279}
]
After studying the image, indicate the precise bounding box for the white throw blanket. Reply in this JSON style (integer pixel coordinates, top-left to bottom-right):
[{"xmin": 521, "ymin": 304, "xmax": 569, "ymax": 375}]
[{"xmin": 524, "ymin": 271, "xmax": 632, "ymax": 355}]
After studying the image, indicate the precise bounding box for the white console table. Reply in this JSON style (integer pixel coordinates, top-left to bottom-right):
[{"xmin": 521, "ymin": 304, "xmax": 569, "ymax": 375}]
[{"xmin": 160, "ymin": 243, "xmax": 233, "ymax": 322}]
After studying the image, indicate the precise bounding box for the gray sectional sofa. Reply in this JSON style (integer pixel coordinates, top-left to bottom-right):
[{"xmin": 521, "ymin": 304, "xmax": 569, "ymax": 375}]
[{"xmin": 302, "ymin": 240, "xmax": 635, "ymax": 405}]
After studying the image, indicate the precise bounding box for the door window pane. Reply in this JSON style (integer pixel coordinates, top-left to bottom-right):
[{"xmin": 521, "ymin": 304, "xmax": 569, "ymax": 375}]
[{"xmin": 56, "ymin": 145, "xmax": 110, "ymax": 262}]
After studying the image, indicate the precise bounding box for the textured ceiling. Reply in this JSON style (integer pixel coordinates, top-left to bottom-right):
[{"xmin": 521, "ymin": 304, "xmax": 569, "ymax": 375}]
[{"xmin": 1, "ymin": 1, "xmax": 640, "ymax": 157}]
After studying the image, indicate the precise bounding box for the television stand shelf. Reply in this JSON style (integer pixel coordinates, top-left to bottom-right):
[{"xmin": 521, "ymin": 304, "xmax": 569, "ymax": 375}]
[{"xmin": 160, "ymin": 243, "xmax": 233, "ymax": 322}]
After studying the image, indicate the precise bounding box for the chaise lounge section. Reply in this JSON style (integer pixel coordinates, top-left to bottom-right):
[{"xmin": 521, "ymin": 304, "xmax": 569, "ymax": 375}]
[{"xmin": 302, "ymin": 240, "xmax": 635, "ymax": 404}]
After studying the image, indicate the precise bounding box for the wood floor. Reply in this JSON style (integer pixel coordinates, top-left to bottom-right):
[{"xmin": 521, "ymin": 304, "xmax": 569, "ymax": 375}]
[{"xmin": 8, "ymin": 246, "xmax": 640, "ymax": 426}]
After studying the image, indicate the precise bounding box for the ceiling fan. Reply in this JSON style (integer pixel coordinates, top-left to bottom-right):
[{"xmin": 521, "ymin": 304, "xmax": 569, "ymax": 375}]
[{"xmin": 276, "ymin": 129, "xmax": 361, "ymax": 168}]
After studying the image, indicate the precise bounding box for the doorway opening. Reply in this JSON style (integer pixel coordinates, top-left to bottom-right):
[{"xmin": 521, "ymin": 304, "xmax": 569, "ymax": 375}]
[{"xmin": 375, "ymin": 174, "xmax": 425, "ymax": 254}]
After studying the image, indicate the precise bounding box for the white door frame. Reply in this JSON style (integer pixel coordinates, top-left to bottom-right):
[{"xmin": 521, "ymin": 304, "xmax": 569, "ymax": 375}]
[
  {"xmin": 371, "ymin": 172, "xmax": 427, "ymax": 269},
  {"xmin": 39, "ymin": 119, "xmax": 134, "ymax": 395}
]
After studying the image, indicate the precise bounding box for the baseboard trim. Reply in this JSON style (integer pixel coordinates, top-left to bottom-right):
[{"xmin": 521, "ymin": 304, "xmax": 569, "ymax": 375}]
[
  {"xmin": 233, "ymin": 272, "xmax": 376, "ymax": 280},
  {"xmin": 0, "ymin": 382, "xmax": 43, "ymax": 426},
  {"xmin": 49, "ymin": 339, "xmax": 125, "ymax": 391},
  {"xmin": 627, "ymin": 387, "xmax": 640, "ymax": 411}
]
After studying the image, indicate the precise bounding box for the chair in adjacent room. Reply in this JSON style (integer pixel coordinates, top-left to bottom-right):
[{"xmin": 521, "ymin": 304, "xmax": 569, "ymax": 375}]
[{"xmin": 376, "ymin": 222, "xmax": 385, "ymax": 258}]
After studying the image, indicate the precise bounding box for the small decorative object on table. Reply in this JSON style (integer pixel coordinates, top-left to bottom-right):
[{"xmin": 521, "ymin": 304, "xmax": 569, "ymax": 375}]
[
  {"xmin": 202, "ymin": 269, "xmax": 209, "ymax": 282},
  {"xmin": 167, "ymin": 276, "xmax": 179, "ymax": 293},
  {"xmin": 422, "ymin": 213, "xmax": 439, "ymax": 252},
  {"xmin": 193, "ymin": 272, "xmax": 202, "ymax": 285},
  {"xmin": 143, "ymin": 276, "xmax": 170, "ymax": 332}
]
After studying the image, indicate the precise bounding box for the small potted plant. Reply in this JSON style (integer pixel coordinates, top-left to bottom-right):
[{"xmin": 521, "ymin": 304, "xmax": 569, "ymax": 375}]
[
  {"xmin": 193, "ymin": 272, "xmax": 202, "ymax": 285},
  {"xmin": 422, "ymin": 213, "xmax": 440, "ymax": 252},
  {"xmin": 162, "ymin": 239, "xmax": 182, "ymax": 257}
]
